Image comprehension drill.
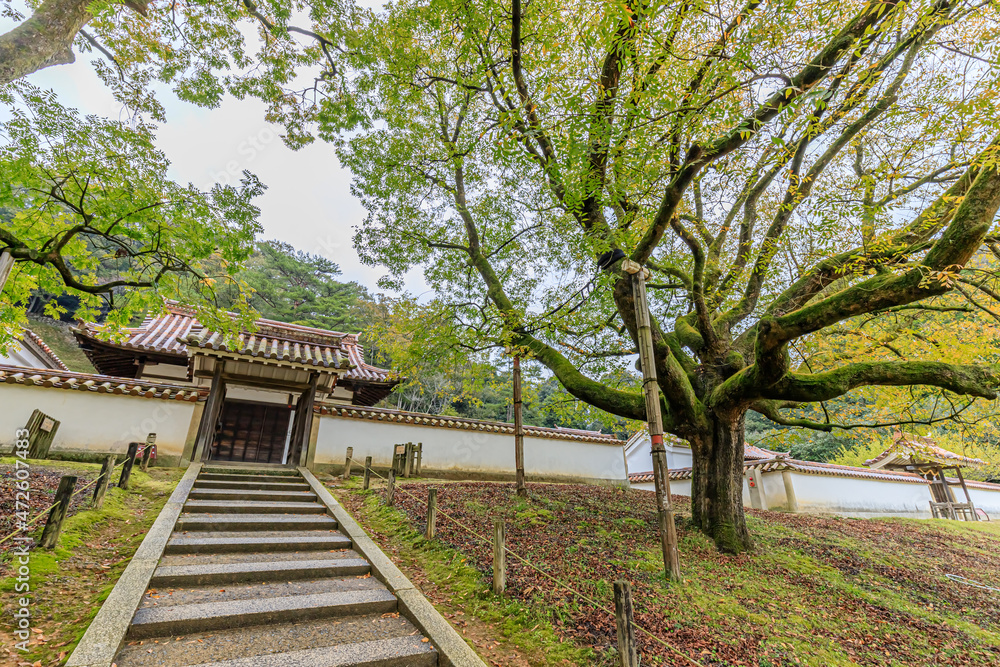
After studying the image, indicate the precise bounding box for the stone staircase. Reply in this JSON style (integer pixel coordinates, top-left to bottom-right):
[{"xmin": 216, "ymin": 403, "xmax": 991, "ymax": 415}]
[{"xmin": 112, "ymin": 467, "xmax": 438, "ymax": 666}]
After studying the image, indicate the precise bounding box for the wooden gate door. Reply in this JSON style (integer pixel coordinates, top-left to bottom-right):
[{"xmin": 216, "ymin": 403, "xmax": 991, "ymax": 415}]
[{"xmin": 211, "ymin": 400, "xmax": 292, "ymax": 464}]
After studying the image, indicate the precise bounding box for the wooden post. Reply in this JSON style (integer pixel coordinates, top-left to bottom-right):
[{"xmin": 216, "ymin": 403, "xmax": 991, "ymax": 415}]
[
  {"xmin": 613, "ymin": 581, "xmax": 638, "ymax": 667},
  {"xmin": 119, "ymin": 442, "xmax": 139, "ymax": 489},
  {"xmin": 628, "ymin": 265, "xmax": 682, "ymax": 582},
  {"xmin": 425, "ymin": 489, "xmax": 438, "ymax": 539},
  {"xmin": 92, "ymin": 455, "xmax": 117, "ymax": 509},
  {"xmin": 344, "ymin": 447, "xmax": 354, "ymax": 480},
  {"xmin": 140, "ymin": 433, "xmax": 156, "ymax": 472},
  {"xmin": 415, "ymin": 442, "xmax": 423, "ymax": 476},
  {"xmin": 493, "ymin": 518, "xmax": 506, "ymax": 594},
  {"xmin": 363, "ymin": 456, "xmax": 373, "ymax": 490},
  {"xmin": 385, "ymin": 469, "xmax": 396, "ymax": 506},
  {"xmin": 193, "ymin": 362, "xmax": 225, "ymax": 462},
  {"xmin": 40, "ymin": 475, "xmax": 77, "ymax": 548},
  {"xmin": 404, "ymin": 442, "xmax": 414, "ymax": 478},
  {"xmin": 513, "ymin": 355, "xmax": 526, "ymax": 497},
  {"xmin": 955, "ymin": 466, "xmax": 978, "ymax": 521},
  {"xmin": 139, "ymin": 443, "xmax": 153, "ymax": 473},
  {"xmin": 25, "ymin": 409, "xmax": 60, "ymax": 459}
]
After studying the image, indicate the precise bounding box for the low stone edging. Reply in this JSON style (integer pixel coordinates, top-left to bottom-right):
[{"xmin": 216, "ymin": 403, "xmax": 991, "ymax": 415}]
[{"xmin": 298, "ymin": 467, "xmax": 487, "ymax": 667}]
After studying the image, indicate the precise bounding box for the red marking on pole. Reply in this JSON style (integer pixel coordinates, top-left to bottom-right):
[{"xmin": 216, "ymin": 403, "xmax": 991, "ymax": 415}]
[{"xmin": 650, "ymin": 435, "xmax": 663, "ymax": 445}]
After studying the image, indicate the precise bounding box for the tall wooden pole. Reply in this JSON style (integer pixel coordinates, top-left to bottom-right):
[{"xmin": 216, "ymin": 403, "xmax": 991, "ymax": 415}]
[
  {"xmin": 627, "ymin": 262, "xmax": 682, "ymax": 582},
  {"xmin": 513, "ymin": 355, "xmax": 526, "ymax": 497}
]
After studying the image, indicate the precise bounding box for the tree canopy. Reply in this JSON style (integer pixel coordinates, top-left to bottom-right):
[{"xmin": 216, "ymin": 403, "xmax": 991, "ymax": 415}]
[
  {"xmin": 326, "ymin": 0, "xmax": 1000, "ymax": 552},
  {"xmin": 0, "ymin": 81, "xmax": 262, "ymax": 348}
]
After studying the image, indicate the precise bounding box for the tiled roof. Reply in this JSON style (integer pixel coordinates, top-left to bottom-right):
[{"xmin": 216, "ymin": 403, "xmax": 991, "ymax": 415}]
[
  {"xmin": 865, "ymin": 432, "xmax": 985, "ymax": 469},
  {"xmin": 184, "ymin": 329, "xmax": 352, "ymax": 370},
  {"xmin": 745, "ymin": 444, "xmax": 789, "ymax": 460},
  {"xmin": 21, "ymin": 330, "xmax": 70, "ymax": 371},
  {"xmin": 316, "ymin": 404, "xmax": 622, "ymax": 445},
  {"xmin": 0, "ymin": 364, "xmax": 205, "ymax": 401},
  {"xmin": 630, "ymin": 455, "xmax": 1000, "ymax": 489},
  {"xmin": 74, "ymin": 301, "xmax": 394, "ymax": 382}
]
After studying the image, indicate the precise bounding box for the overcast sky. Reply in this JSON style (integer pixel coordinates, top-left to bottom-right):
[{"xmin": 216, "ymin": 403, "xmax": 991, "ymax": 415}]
[{"xmin": 7, "ymin": 9, "xmax": 427, "ymax": 297}]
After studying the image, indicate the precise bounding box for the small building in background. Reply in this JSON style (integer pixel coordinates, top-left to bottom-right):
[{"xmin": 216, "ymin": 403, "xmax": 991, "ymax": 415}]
[{"xmin": 0, "ymin": 329, "xmax": 69, "ymax": 371}]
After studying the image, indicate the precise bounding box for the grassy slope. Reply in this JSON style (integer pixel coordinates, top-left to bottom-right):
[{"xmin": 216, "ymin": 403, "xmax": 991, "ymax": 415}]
[
  {"xmin": 24, "ymin": 315, "xmax": 96, "ymax": 374},
  {"xmin": 0, "ymin": 459, "xmax": 182, "ymax": 665},
  {"xmin": 335, "ymin": 479, "xmax": 1000, "ymax": 667}
]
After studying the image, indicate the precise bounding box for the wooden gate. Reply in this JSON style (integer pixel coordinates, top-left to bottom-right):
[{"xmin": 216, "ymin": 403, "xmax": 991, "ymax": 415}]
[{"xmin": 211, "ymin": 400, "xmax": 292, "ymax": 464}]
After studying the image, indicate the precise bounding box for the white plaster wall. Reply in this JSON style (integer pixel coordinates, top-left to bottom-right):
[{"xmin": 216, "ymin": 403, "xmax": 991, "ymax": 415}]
[
  {"xmin": 0, "ymin": 383, "xmax": 195, "ymax": 461},
  {"xmin": 315, "ymin": 414, "xmax": 627, "ymax": 484},
  {"xmin": 783, "ymin": 472, "xmax": 933, "ymax": 518},
  {"xmin": 965, "ymin": 487, "xmax": 1000, "ymax": 519},
  {"xmin": 624, "ymin": 432, "xmax": 693, "ymax": 474}
]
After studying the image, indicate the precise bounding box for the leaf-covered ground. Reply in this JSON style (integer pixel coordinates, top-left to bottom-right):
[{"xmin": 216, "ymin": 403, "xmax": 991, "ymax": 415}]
[
  {"xmin": 0, "ymin": 459, "xmax": 182, "ymax": 666},
  {"xmin": 336, "ymin": 479, "xmax": 1000, "ymax": 667},
  {"xmin": 0, "ymin": 460, "xmax": 100, "ymax": 570}
]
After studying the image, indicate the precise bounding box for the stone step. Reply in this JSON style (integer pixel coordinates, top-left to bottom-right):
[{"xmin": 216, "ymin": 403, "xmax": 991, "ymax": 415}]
[
  {"xmin": 150, "ymin": 558, "xmax": 370, "ymax": 586},
  {"xmin": 199, "ymin": 473, "xmax": 303, "ymax": 483},
  {"xmin": 179, "ymin": 637, "xmax": 438, "ymax": 667},
  {"xmin": 112, "ymin": 613, "xmax": 431, "ymax": 667},
  {"xmin": 202, "ymin": 466, "xmax": 300, "ymax": 476},
  {"xmin": 183, "ymin": 500, "xmax": 327, "ymax": 514},
  {"xmin": 126, "ymin": 589, "xmax": 398, "ymax": 639},
  {"xmin": 193, "ymin": 480, "xmax": 312, "ymax": 491},
  {"xmin": 159, "ymin": 549, "xmax": 363, "ymax": 567},
  {"xmin": 175, "ymin": 514, "xmax": 337, "ymax": 532},
  {"xmin": 140, "ymin": 575, "xmax": 385, "ymax": 608},
  {"xmin": 165, "ymin": 533, "xmax": 352, "ymax": 554},
  {"xmin": 187, "ymin": 488, "xmax": 317, "ymax": 502}
]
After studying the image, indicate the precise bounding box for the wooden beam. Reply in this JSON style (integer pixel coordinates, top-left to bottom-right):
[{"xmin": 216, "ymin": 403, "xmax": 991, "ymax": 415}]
[{"xmin": 193, "ymin": 363, "xmax": 226, "ymax": 462}]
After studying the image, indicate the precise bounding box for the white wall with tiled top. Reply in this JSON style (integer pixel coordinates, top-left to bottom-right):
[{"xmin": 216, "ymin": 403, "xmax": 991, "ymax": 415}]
[
  {"xmin": 313, "ymin": 412, "xmax": 628, "ymax": 485},
  {"xmin": 0, "ymin": 382, "xmax": 196, "ymax": 464}
]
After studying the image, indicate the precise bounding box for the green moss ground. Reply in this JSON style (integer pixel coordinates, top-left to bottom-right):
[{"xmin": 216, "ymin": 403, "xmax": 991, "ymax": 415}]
[{"xmin": 1, "ymin": 460, "xmax": 182, "ymax": 665}]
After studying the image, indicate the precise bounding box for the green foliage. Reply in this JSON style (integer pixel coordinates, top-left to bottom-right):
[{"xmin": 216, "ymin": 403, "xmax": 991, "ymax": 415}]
[
  {"xmin": 363, "ymin": 294, "xmax": 639, "ymax": 434},
  {"xmin": 0, "ymin": 81, "xmax": 263, "ymax": 351},
  {"xmin": 182, "ymin": 239, "xmax": 372, "ymax": 333}
]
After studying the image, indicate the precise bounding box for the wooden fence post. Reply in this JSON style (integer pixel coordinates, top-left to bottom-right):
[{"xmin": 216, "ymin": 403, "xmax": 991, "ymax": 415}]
[
  {"xmin": 139, "ymin": 443, "xmax": 153, "ymax": 473},
  {"xmin": 140, "ymin": 433, "xmax": 156, "ymax": 472},
  {"xmin": 493, "ymin": 518, "xmax": 506, "ymax": 594},
  {"xmin": 25, "ymin": 409, "xmax": 60, "ymax": 459},
  {"xmin": 119, "ymin": 442, "xmax": 139, "ymax": 489},
  {"xmin": 404, "ymin": 442, "xmax": 415, "ymax": 478},
  {"xmin": 415, "ymin": 442, "xmax": 423, "ymax": 476},
  {"xmin": 363, "ymin": 456, "xmax": 373, "ymax": 490},
  {"xmin": 344, "ymin": 447, "xmax": 354, "ymax": 480},
  {"xmin": 614, "ymin": 581, "xmax": 638, "ymax": 667},
  {"xmin": 385, "ymin": 469, "xmax": 396, "ymax": 506},
  {"xmin": 92, "ymin": 455, "xmax": 117, "ymax": 509},
  {"xmin": 425, "ymin": 489, "xmax": 438, "ymax": 539},
  {"xmin": 40, "ymin": 475, "xmax": 77, "ymax": 548}
]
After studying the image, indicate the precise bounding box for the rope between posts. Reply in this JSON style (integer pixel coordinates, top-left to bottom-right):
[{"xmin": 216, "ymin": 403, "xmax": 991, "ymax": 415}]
[
  {"xmin": 0, "ymin": 455, "xmax": 133, "ymax": 548},
  {"xmin": 945, "ymin": 573, "xmax": 1000, "ymax": 592},
  {"xmin": 348, "ymin": 457, "xmax": 705, "ymax": 667}
]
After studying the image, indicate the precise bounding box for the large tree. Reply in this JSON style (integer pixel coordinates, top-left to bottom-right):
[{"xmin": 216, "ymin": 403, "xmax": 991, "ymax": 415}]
[{"xmin": 328, "ymin": 0, "xmax": 1000, "ymax": 552}]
